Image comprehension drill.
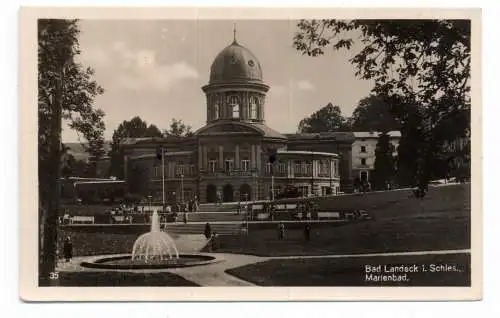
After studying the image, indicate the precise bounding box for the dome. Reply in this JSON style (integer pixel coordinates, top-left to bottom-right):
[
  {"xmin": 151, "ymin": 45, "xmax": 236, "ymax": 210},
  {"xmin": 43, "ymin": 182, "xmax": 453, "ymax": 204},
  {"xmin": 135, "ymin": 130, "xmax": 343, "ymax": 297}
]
[{"xmin": 209, "ymin": 40, "xmax": 263, "ymax": 84}]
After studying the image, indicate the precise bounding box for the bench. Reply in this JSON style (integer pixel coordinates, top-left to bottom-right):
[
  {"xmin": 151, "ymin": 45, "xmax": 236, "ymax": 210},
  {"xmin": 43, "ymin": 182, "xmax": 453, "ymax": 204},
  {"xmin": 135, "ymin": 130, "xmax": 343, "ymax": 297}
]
[
  {"xmin": 70, "ymin": 216, "xmax": 95, "ymax": 224},
  {"xmin": 255, "ymin": 213, "xmax": 269, "ymax": 220},
  {"xmin": 317, "ymin": 212, "xmax": 341, "ymax": 219}
]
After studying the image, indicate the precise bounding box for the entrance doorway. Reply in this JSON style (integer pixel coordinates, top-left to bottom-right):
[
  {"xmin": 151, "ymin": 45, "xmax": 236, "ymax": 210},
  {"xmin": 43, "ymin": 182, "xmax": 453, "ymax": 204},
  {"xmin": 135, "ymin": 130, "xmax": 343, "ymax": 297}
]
[
  {"xmin": 239, "ymin": 184, "xmax": 252, "ymax": 202},
  {"xmin": 223, "ymin": 184, "xmax": 234, "ymax": 202},
  {"xmin": 206, "ymin": 184, "xmax": 217, "ymax": 203}
]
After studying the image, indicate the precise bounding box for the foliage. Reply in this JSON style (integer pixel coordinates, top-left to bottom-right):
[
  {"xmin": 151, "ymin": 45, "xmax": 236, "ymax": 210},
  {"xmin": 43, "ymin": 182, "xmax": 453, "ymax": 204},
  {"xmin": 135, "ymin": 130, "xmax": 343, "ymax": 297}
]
[
  {"xmin": 297, "ymin": 103, "xmax": 351, "ymax": 133},
  {"xmin": 372, "ymin": 132, "xmax": 396, "ymax": 189},
  {"xmin": 164, "ymin": 118, "xmax": 194, "ymax": 137},
  {"xmin": 38, "ymin": 19, "xmax": 105, "ymax": 282},
  {"xmin": 294, "ymin": 19, "xmax": 471, "ymax": 184},
  {"xmin": 127, "ymin": 164, "xmax": 150, "ymax": 196},
  {"xmin": 108, "ymin": 116, "xmax": 162, "ymax": 178},
  {"xmin": 350, "ymin": 95, "xmax": 400, "ymax": 132},
  {"xmin": 61, "ymin": 152, "xmax": 88, "ymax": 177}
]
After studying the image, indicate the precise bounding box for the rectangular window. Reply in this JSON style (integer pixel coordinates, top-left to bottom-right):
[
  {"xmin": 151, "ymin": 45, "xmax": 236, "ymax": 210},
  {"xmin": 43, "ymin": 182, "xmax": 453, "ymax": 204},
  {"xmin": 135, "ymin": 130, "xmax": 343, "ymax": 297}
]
[
  {"xmin": 361, "ymin": 145, "xmax": 367, "ymax": 153},
  {"xmin": 295, "ymin": 162, "xmax": 301, "ymax": 175},
  {"xmin": 265, "ymin": 162, "xmax": 271, "ymax": 174},
  {"xmin": 208, "ymin": 160, "xmax": 217, "ymax": 172},
  {"xmin": 225, "ymin": 159, "xmax": 234, "ymax": 172},
  {"xmin": 278, "ymin": 162, "xmax": 286, "ymax": 174},
  {"xmin": 176, "ymin": 164, "xmax": 184, "ymax": 176},
  {"xmin": 361, "ymin": 158, "xmax": 367, "ymax": 165},
  {"xmin": 241, "ymin": 159, "xmax": 250, "ymax": 171}
]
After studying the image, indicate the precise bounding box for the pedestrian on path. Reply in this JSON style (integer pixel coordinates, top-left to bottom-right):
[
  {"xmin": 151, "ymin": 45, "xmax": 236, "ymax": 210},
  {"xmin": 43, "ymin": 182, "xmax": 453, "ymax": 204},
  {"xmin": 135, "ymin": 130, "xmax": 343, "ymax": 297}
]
[
  {"xmin": 204, "ymin": 222, "xmax": 212, "ymax": 239},
  {"xmin": 63, "ymin": 236, "xmax": 73, "ymax": 262},
  {"xmin": 277, "ymin": 222, "xmax": 285, "ymax": 240},
  {"xmin": 304, "ymin": 224, "xmax": 311, "ymax": 242}
]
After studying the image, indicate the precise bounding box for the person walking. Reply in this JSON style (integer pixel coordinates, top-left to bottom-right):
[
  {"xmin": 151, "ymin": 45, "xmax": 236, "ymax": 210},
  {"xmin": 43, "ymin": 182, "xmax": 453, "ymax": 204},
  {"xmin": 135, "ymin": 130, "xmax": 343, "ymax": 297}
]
[
  {"xmin": 204, "ymin": 222, "xmax": 212, "ymax": 239},
  {"xmin": 304, "ymin": 224, "xmax": 311, "ymax": 242},
  {"xmin": 277, "ymin": 222, "xmax": 285, "ymax": 240},
  {"xmin": 63, "ymin": 236, "xmax": 73, "ymax": 262}
]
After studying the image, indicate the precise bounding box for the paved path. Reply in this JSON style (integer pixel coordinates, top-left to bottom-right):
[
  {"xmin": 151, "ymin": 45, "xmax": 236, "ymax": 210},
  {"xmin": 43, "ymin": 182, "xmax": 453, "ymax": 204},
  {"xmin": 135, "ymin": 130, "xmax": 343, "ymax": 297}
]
[{"xmin": 57, "ymin": 248, "xmax": 470, "ymax": 287}]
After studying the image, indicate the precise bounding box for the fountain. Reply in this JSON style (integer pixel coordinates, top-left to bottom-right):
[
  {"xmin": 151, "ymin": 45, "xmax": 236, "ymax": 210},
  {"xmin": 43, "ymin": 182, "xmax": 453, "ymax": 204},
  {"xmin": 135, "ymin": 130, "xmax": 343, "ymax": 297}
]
[
  {"xmin": 131, "ymin": 210, "xmax": 179, "ymax": 262},
  {"xmin": 80, "ymin": 209, "xmax": 220, "ymax": 270}
]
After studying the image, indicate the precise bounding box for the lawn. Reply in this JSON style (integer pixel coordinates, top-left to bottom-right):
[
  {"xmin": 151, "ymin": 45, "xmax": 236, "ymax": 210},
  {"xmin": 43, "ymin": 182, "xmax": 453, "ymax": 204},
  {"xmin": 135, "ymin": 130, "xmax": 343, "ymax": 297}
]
[
  {"xmin": 226, "ymin": 253, "xmax": 471, "ymax": 286},
  {"xmin": 55, "ymin": 271, "xmax": 199, "ymax": 287},
  {"xmin": 58, "ymin": 229, "xmax": 140, "ymax": 257},
  {"xmin": 206, "ymin": 214, "xmax": 469, "ymax": 256},
  {"xmin": 205, "ymin": 184, "xmax": 470, "ymax": 256}
]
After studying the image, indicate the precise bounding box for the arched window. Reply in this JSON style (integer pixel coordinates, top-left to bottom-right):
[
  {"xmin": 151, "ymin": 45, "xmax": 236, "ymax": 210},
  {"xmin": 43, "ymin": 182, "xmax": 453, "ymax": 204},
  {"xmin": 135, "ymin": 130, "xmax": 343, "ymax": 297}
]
[
  {"xmin": 250, "ymin": 96, "xmax": 258, "ymax": 120},
  {"xmin": 213, "ymin": 95, "xmax": 220, "ymax": 120},
  {"xmin": 228, "ymin": 95, "xmax": 240, "ymax": 119}
]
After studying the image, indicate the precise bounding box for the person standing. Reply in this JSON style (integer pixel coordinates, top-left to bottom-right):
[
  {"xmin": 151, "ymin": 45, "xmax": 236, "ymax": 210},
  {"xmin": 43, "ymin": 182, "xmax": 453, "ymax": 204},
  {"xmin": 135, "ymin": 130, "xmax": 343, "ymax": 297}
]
[
  {"xmin": 63, "ymin": 236, "xmax": 73, "ymax": 262},
  {"xmin": 204, "ymin": 222, "xmax": 212, "ymax": 239}
]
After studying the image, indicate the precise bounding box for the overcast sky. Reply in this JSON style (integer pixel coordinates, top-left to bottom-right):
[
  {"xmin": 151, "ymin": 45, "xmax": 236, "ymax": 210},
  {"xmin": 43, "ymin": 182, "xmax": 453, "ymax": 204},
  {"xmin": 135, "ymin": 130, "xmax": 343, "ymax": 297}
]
[{"xmin": 63, "ymin": 19, "xmax": 374, "ymax": 142}]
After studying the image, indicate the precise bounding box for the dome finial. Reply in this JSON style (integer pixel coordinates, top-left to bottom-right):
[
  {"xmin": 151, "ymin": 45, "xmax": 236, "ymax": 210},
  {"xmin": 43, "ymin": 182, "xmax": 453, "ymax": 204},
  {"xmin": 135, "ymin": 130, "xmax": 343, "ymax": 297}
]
[{"xmin": 233, "ymin": 22, "xmax": 237, "ymax": 44}]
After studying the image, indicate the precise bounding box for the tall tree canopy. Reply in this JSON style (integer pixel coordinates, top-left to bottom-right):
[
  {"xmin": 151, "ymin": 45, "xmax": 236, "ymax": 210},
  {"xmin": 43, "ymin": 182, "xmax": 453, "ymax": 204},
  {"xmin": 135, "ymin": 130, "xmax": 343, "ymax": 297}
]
[
  {"xmin": 294, "ymin": 19, "xmax": 471, "ymax": 184},
  {"xmin": 350, "ymin": 95, "xmax": 400, "ymax": 132},
  {"xmin": 108, "ymin": 116, "xmax": 163, "ymax": 178},
  {"xmin": 164, "ymin": 118, "xmax": 193, "ymax": 137},
  {"xmin": 372, "ymin": 132, "xmax": 396, "ymax": 190},
  {"xmin": 298, "ymin": 103, "xmax": 351, "ymax": 133},
  {"xmin": 38, "ymin": 19, "xmax": 105, "ymax": 283}
]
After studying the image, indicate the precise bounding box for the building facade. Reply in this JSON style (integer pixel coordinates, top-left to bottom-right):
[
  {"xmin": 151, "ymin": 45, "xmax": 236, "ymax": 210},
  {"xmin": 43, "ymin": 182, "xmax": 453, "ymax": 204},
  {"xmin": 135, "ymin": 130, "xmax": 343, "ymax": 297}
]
[
  {"xmin": 121, "ymin": 37, "xmax": 356, "ymax": 203},
  {"xmin": 351, "ymin": 131, "xmax": 401, "ymax": 183}
]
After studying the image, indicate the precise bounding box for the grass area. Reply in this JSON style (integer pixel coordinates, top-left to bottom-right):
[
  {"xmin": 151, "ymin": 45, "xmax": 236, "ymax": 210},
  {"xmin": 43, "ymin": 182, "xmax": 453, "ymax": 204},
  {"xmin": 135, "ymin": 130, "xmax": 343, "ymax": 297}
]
[
  {"xmin": 58, "ymin": 229, "xmax": 140, "ymax": 257},
  {"xmin": 207, "ymin": 214, "xmax": 469, "ymax": 256},
  {"xmin": 54, "ymin": 271, "xmax": 199, "ymax": 287},
  {"xmin": 205, "ymin": 184, "xmax": 470, "ymax": 256},
  {"xmin": 226, "ymin": 253, "xmax": 470, "ymax": 286}
]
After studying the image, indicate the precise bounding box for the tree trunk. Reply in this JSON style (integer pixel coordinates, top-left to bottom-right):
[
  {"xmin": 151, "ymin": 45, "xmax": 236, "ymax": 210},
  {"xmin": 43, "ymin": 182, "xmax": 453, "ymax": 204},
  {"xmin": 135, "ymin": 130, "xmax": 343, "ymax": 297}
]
[{"xmin": 39, "ymin": 76, "xmax": 62, "ymax": 286}]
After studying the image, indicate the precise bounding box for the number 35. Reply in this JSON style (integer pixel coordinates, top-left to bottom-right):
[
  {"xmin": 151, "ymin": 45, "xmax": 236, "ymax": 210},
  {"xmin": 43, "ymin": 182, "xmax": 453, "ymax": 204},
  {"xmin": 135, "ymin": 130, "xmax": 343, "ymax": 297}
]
[{"xmin": 49, "ymin": 272, "xmax": 59, "ymax": 280}]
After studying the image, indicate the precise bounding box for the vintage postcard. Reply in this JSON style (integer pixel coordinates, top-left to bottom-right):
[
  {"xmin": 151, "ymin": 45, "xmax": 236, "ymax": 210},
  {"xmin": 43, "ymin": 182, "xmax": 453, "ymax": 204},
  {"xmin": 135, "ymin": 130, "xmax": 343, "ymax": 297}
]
[{"xmin": 19, "ymin": 7, "xmax": 481, "ymax": 301}]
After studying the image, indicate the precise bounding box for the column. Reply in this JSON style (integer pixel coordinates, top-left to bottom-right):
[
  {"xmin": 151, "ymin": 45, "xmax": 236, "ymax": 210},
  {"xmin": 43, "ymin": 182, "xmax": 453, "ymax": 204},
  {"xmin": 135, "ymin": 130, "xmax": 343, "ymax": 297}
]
[
  {"xmin": 256, "ymin": 145, "xmax": 262, "ymax": 172},
  {"xmin": 203, "ymin": 145, "xmax": 208, "ymax": 170},
  {"xmin": 198, "ymin": 145, "xmax": 202, "ymax": 170},
  {"xmin": 235, "ymin": 144, "xmax": 240, "ymax": 169},
  {"xmin": 123, "ymin": 155, "xmax": 128, "ymax": 179},
  {"xmin": 251, "ymin": 145, "xmax": 256, "ymax": 170},
  {"xmin": 287, "ymin": 160, "xmax": 293, "ymax": 178},
  {"xmin": 218, "ymin": 145, "xmax": 224, "ymax": 169}
]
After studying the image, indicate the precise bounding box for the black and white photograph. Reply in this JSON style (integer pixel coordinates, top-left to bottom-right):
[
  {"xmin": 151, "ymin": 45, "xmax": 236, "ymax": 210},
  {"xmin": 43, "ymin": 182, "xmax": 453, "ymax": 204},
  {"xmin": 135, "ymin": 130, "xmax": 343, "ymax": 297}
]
[{"xmin": 19, "ymin": 7, "xmax": 481, "ymax": 301}]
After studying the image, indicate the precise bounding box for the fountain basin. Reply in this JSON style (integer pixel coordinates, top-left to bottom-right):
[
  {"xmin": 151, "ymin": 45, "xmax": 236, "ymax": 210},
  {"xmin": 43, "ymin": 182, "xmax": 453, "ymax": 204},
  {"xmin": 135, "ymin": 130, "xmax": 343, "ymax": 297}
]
[{"xmin": 81, "ymin": 254, "xmax": 219, "ymax": 270}]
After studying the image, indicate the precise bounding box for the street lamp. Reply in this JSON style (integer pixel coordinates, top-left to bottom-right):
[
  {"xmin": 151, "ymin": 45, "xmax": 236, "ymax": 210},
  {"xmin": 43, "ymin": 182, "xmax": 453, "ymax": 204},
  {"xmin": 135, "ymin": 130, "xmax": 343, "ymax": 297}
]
[
  {"xmin": 180, "ymin": 174, "xmax": 184, "ymax": 203},
  {"xmin": 311, "ymin": 150, "xmax": 315, "ymax": 197},
  {"xmin": 147, "ymin": 195, "xmax": 152, "ymax": 214}
]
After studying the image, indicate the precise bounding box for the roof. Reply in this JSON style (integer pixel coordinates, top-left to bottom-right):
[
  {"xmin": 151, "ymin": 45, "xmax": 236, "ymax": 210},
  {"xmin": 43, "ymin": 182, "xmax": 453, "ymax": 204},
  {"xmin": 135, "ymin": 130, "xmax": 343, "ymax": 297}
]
[
  {"xmin": 277, "ymin": 150, "xmax": 339, "ymax": 158},
  {"xmin": 209, "ymin": 40, "xmax": 263, "ymax": 84},
  {"xmin": 195, "ymin": 121, "xmax": 287, "ymax": 140},
  {"xmin": 285, "ymin": 132, "xmax": 355, "ymax": 142},
  {"xmin": 353, "ymin": 131, "xmax": 401, "ymax": 138}
]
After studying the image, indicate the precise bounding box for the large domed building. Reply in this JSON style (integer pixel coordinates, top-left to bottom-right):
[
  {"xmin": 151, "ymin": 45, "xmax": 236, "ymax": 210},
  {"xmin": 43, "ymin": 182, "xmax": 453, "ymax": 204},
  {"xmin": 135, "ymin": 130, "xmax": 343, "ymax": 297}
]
[{"xmin": 121, "ymin": 36, "xmax": 355, "ymax": 204}]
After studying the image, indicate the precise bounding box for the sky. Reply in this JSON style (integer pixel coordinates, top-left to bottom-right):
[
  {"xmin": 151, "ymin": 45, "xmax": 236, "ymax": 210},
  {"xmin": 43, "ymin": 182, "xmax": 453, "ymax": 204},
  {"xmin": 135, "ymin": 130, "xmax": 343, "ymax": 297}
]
[{"xmin": 63, "ymin": 19, "xmax": 374, "ymax": 142}]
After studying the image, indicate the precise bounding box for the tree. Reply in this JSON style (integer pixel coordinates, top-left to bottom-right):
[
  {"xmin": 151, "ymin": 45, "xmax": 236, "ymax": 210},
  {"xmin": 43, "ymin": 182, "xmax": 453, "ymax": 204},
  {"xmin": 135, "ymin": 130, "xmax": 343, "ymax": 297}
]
[
  {"xmin": 350, "ymin": 95, "xmax": 400, "ymax": 132},
  {"xmin": 294, "ymin": 19, "xmax": 471, "ymax": 185},
  {"xmin": 297, "ymin": 103, "xmax": 351, "ymax": 133},
  {"xmin": 38, "ymin": 19, "xmax": 105, "ymax": 284},
  {"xmin": 61, "ymin": 153, "xmax": 87, "ymax": 177},
  {"xmin": 108, "ymin": 116, "xmax": 163, "ymax": 179},
  {"xmin": 164, "ymin": 118, "xmax": 193, "ymax": 137},
  {"xmin": 372, "ymin": 132, "xmax": 396, "ymax": 190}
]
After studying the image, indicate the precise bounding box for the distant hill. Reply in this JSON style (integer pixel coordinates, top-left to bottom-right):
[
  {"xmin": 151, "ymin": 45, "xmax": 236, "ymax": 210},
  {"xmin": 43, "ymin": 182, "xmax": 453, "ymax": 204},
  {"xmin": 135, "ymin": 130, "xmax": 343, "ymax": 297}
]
[{"xmin": 63, "ymin": 141, "xmax": 112, "ymax": 161}]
